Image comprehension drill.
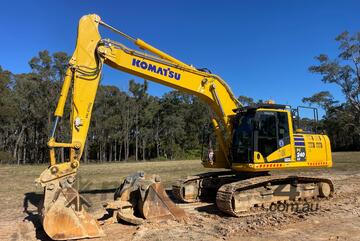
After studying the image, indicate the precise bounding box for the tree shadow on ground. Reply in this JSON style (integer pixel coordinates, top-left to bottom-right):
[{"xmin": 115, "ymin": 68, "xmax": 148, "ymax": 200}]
[
  {"xmin": 195, "ymin": 203, "xmax": 229, "ymax": 217},
  {"xmin": 164, "ymin": 189, "xmax": 229, "ymax": 217},
  {"xmin": 165, "ymin": 189, "xmax": 179, "ymax": 203},
  {"xmin": 165, "ymin": 189, "xmax": 216, "ymax": 203},
  {"xmin": 23, "ymin": 192, "xmax": 52, "ymax": 241}
]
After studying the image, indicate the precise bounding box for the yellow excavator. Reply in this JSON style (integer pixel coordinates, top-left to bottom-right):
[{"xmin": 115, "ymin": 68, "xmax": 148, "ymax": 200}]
[{"xmin": 36, "ymin": 14, "xmax": 334, "ymax": 240}]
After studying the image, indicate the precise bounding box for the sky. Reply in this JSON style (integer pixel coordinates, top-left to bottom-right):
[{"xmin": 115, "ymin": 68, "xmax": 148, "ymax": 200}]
[{"xmin": 1, "ymin": 0, "xmax": 359, "ymax": 115}]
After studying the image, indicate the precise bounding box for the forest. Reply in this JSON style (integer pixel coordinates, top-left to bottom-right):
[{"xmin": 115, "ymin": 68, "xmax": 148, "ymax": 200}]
[{"xmin": 0, "ymin": 31, "xmax": 359, "ymax": 164}]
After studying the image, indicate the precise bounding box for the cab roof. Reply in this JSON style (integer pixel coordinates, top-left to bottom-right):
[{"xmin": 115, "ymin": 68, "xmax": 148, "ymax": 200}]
[{"xmin": 234, "ymin": 103, "xmax": 289, "ymax": 113}]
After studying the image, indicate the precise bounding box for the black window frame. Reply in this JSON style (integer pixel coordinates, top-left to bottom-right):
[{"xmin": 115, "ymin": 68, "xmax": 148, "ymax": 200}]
[{"xmin": 254, "ymin": 110, "xmax": 290, "ymax": 158}]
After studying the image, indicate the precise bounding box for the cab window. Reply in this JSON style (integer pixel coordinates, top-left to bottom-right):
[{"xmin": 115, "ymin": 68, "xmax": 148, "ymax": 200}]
[
  {"xmin": 256, "ymin": 111, "xmax": 290, "ymax": 158},
  {"xmin": 257, "ymin": 112, "xmax": 277, "ymax": 157},
  {"xmin": 277, "ymin": 112, "xmax": 290, "ymax": 146}
]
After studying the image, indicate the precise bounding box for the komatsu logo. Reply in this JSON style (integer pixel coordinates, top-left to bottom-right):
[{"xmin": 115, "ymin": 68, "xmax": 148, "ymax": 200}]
[{"xmin": 132, "ymin": 58, "xmax": 181, "ymax": 80}]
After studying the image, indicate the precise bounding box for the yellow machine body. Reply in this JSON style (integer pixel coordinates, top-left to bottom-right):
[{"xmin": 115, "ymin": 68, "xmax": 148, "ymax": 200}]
[
  {"xmin": 200, "ymin": 107, "xmax": 332, "ymax": 172},
  {"xmin": 40, "ymin": 14, "xmax": 333, "ymax": 176},
  {"xmin": 36, "ymin": 14, "xmax": 333, "ymax": 240},
  {"xmin": 231, "ymin": 110, "xmax": 332, "ymax": 172},
  {"xmin": 247, "ymin": 133, "xmax": 333, "ymax": 170}
]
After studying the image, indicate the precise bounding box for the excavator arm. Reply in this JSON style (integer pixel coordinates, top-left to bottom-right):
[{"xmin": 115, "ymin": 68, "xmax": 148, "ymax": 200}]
[
  {"xmin": 37, "ymin": 14, "xmax": 240, "ymax": 240},
  {"xmin": 45, "ymin": 14, "xmax": 240, "ymax": 177}
]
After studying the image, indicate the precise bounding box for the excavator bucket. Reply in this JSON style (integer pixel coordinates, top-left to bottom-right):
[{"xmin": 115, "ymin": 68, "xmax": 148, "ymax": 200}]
[
  {"xmin": 140, "ymin": 182, "xmax": 187, "ymax": 219},
  {"xmin": 38, "ymin": 170, "xmax": 104, "ymax": 240},
  {"xmin": 105, "ymin": 172, "xmax": 186, "ymax": 225},
  {"xmin": 38, "ymin": 168, "xmax": 185, "ymax": 240}
]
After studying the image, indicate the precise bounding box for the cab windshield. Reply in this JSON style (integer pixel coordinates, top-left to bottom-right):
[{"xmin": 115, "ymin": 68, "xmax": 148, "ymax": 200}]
[{"xmin": 232, "ymin": 111, "xmax": 255, "ymax": 163}]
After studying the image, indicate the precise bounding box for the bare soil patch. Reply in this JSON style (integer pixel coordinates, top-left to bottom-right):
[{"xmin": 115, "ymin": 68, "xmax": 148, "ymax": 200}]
[{"xmin": 1, "ymin": 152, "xmax": 360, "ymax": 241}]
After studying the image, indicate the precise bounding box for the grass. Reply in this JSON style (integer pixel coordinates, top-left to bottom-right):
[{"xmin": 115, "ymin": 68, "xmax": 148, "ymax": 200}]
[
  {"xmin": 0, "ymin": 160, "xmax": 209, "ymax": 220},
  {"xmin": 331, "ymin": 151, "xmax": 360, "ymax": 172},
  {"xmin": 0, "ymin": 152, "xmax": 359, "ymax": 221}
]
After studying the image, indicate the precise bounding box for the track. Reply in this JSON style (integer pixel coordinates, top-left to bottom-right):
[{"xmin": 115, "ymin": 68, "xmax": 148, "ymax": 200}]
[
  {"xmin": 173, "ymin": 173, "xmax": 334, "ymax": 217},
  {"xmin": 216, "ymin": 175, "xmax": 334, "ymax": 216},
  {"xmin": 172, "ymin": 171, "xmax": 248, "ymax": 203}
]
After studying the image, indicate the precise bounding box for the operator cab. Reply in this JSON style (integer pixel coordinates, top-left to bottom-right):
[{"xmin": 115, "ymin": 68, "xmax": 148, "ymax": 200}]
[{"xmin": 231, "ymin": 103, "xmax": 291, "ymax": 164}]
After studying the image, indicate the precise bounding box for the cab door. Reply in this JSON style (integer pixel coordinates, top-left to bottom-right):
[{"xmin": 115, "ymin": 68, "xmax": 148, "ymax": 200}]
[{"xmin": 254, "ymin": 110, "xmax": 291, "ymax": 162}]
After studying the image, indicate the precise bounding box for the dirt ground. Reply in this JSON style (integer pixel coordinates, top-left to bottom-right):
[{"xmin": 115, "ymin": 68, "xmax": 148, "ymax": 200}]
[{"xmin": 1, "ymin": 152, "xmax": 360, "ymax": 241}]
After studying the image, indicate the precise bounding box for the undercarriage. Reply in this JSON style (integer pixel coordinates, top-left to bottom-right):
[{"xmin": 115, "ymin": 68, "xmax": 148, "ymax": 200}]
[{"xmin": 172, "ymin": 171, "xmax": 334, "ymax": 216}]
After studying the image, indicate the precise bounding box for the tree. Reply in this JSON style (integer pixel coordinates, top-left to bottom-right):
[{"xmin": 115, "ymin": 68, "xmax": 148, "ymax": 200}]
[
  {"xmin": 159, "ymin": 91, "xmax": 187, "ymax": 159},
  {"xmin": 0, "ymin": 50, "xmax": 217, "ymax": 163},
  {"xmin": 129, "ymin": 79, "xmax": 148, "ymax": 161},
  {"xmin": 0, "ymin": 66, "xmax": 15, "ymax": 130},
  {"xmin": 302, "ymin": 91, "xmax": 338, "ymax": 111},
  {"xmin": 0, "ymin": 66, "xmax": 17, "ymax": 162},
  {"xmin": 307, "ymin": 31, "xmax": 360, "ymax": 150},
  {"xmin": 309, "ymin": 31, "xmax": 360, "ymax": 114},
  {"xmin": 238, "ymin": 95, "xmax": 255, "ymax": 106},
  {"xmin": 0, "ymin": 51, "xmax": 71, "ymax": 164}
]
